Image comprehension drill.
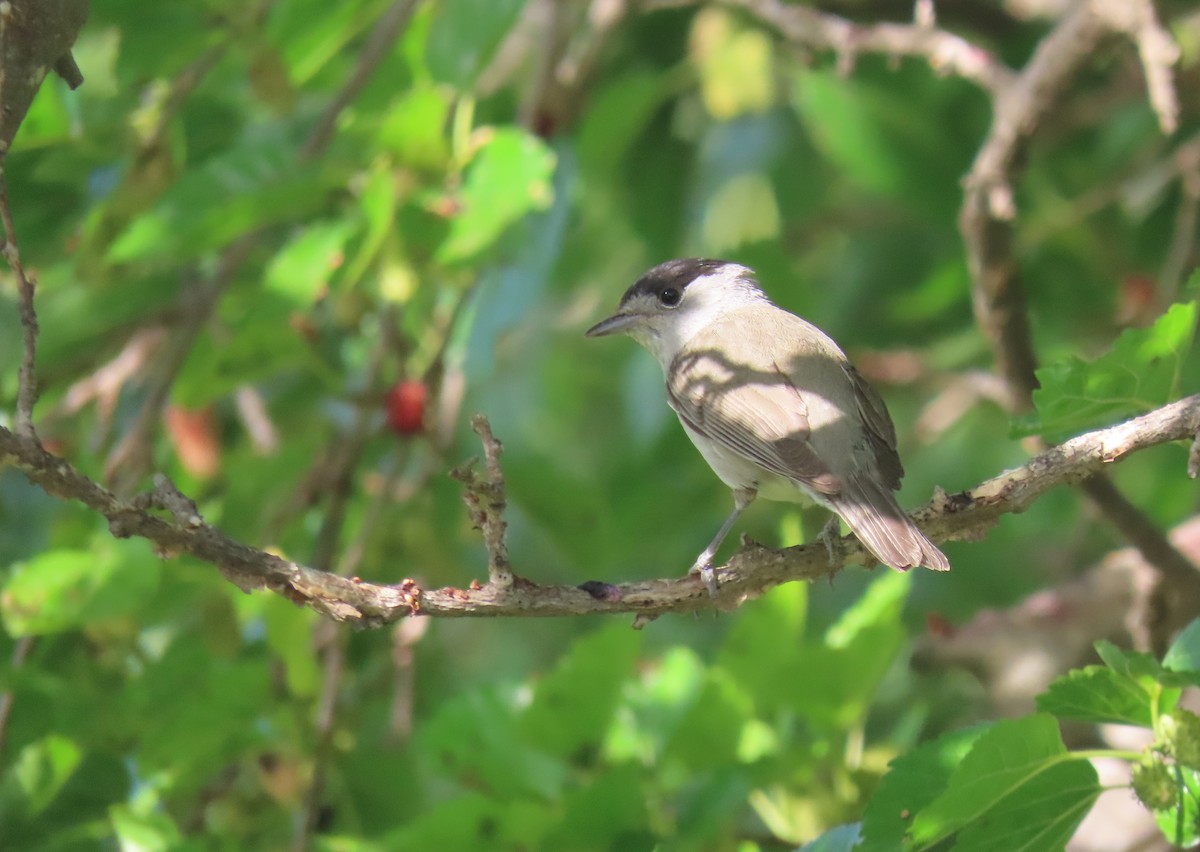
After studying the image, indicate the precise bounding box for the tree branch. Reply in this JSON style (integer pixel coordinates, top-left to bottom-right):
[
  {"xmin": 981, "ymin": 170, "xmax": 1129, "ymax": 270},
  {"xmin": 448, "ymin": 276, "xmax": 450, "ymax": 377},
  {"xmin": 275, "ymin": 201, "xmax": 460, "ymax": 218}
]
[
  {"xmin": 3, "ymin": 395, "xmax": 1198, "ymax": 623},
  {"xmin": 1, "ymin": 169, "xmax": 39, "ymax": 440},
  {"xmin": 960, "ymin": 1, "xmax": 1115, "ymax": 408},
  {"xmin": 718, "ymin": 0, "xmax": 1016, "ymax": 95},
  {"xmin": 298, "ymin": 0, "xmax": 420, "ymax": 162},
  {"xmin": 449, "ymin": 415, "xmax": 513, "ymax": 588}
]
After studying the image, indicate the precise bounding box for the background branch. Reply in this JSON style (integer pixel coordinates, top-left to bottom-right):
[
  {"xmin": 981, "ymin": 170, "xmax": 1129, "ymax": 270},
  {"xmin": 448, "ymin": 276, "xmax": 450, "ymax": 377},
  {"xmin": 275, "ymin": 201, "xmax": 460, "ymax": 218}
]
[
  {"xmin": 2, "ymin": 173, "xmax": 39, "ymax": 440},
  {"xmin": 721, "ymin": 0, "xmax": 1016, "ymax": 93}
]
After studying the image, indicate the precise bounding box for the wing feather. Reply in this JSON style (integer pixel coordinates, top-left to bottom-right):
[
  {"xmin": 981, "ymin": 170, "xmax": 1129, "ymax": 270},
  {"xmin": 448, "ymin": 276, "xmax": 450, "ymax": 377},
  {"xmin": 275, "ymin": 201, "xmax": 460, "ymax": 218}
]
[
  {"xmin": 667, "ymin": 349, "xmax": 841, "ymax": 496},
  {"xmin": 843, "ymin": 364, "xmax": 904, "ymax": 490}
]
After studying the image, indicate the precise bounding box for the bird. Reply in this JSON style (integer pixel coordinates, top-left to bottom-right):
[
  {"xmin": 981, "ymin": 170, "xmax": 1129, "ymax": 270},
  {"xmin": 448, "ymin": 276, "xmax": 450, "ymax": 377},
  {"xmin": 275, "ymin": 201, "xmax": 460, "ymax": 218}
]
[{"xmin": 586, "ymin": 258, "xmax": 949, "ymax": 595}]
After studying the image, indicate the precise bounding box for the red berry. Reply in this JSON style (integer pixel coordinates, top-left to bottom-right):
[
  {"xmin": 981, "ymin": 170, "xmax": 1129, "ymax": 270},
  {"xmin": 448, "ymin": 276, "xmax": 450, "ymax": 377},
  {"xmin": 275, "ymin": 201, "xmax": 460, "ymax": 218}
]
[{"xmin": 386, "ymin": 380, "xmax": 427, "ymax": 436}]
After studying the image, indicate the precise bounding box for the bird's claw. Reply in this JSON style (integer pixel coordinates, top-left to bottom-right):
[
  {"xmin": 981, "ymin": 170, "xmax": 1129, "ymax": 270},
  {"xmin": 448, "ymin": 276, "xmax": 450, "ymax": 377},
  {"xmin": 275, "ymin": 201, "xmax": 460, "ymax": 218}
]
[
  {"xmin": 818, "ymin": 516, "xmax": 844, "ymax": 566},
  {"xmin": 688, "ymin": 558, "xmax": 719, "ymax": 599}
]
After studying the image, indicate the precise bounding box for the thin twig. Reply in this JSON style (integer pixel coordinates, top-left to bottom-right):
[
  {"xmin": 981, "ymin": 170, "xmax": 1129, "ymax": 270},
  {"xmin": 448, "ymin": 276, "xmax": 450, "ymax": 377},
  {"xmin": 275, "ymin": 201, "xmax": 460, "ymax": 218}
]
[
  {"xmin": 1092, "ymin": 0, "xmax": 1180, "ymax": 134},
  {"xmin": 1, "ymin": 167, "xmax": 39, "ymax": 440},
  {"xmin": 104, "ymin": 235, "xmax": 256, "ymax": 492},
  {"xmin": 450, "ymin": 415, "xmax": 513, "ymax": 587},
  {"xmin": 0, "ymin": 635, "xmax": 34, "ymax": 758},
  {"xmin": 1158, "ymin": 138, "xmax": 1200, "ymax": 306},
  {"xmin": 292, "ymin": 623, "xmax": 344, "ymax": 852},
  {"xmin": 337, "ymin": 450, "xmax": 407, "ymax": 579},
  {"xmin": 387, "ymin": 617, "xmax": 428, "ymax": 744},
  {"xmin": 299, "ymin": 0, "xmax": 420, "ymax": 162}
]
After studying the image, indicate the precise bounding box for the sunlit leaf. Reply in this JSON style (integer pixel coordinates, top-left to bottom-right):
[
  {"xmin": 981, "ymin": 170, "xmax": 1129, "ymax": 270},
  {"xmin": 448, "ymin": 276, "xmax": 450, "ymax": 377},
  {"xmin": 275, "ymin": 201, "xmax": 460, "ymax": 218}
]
[
  {"xmin": 519, "ymin": 623, "xmax": 642, "ymax": 760},
  {"xmin": 437, "ymin": 128, "xmax": 556, "ymax": 263},
  {"xmin": 1018, "ymin": 301, "xmax": 1197, "ymax": 441},
  {"xmin": 425, "ymin": 0, "xmax": 524, "ymax": 89},
  {"xmin": 1036, "ymin": 666, "xmax": 1154, "ymax": 727},
  {"xmin": 1164, "ymin": 618, "xmax": 1200, "ymax": 674},
  {"xmin": 1, "ymin": 543, "xmax": 160, "ymax": 636},
  {"xmin": 1153, "ymin": 765, "xmax": 1200, "ymax": 848},
  {"xmin": 860, "ymin": 725, "xmax": 987, "ymax": 852},
  {"xmin": 907, "ymin": 715, "xmax": 1098, "ymax": 848}
]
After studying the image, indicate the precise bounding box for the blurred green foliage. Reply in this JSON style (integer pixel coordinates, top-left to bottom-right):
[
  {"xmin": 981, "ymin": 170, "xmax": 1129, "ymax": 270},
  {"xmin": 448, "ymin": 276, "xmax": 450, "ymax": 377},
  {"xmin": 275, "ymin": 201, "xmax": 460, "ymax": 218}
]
[{"xmin": 1, "ymin": 0, "xmax": 1199, "ymax": 848}]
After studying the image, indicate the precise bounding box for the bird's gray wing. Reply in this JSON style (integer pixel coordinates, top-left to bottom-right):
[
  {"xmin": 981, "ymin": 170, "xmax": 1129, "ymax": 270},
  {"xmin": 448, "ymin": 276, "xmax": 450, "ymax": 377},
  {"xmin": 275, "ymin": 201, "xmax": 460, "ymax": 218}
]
[
  {"xmin": 667, "ymin": 350, "xmax": 842, "ymax": 496},
  {"xmin": 843, "ymin": 364, "xmax": 904, "ymax": 490}
]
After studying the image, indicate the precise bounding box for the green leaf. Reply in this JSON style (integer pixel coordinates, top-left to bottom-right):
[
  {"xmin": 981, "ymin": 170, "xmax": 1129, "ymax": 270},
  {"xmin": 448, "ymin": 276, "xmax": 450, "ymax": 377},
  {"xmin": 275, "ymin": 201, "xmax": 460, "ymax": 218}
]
[
  {"xmin": 794, "ymin": 71, "xmax": 904, "ymax": 198},
  {"xmin": 519, "ymin": 623, "xmax": 642, "ymax": 760},
  {"xmin": 1093, "ymin": 639, "xmax": 1198, "ymax": 692},
  {"xmin": 539, "ymin": 764, "xmax": 650, "ymax": 850},
  {"xmin": 1095, "ymin": 639, "xmax": 1164, "ymax": 681},
  {"xmin": 1154, "ymin": 764, "xmax": 1200, "ymax": 848},
  {"xmin": 436, "ymin": 128, "xmax": 555, "ymax": 264},
  {"xmin": 8, "ymin": 735, "xmax": 82, "ymax": 817},
  {"xmin": 953, "ymin": 756, "xmax": 1099, "ymax": 851},
  {"xmin": 786, "ymin": 572, "xmax": 909, "ymax": 729},
  {"xmin": 825, "ymin": 569, "xmax": 909, "ymax": 648},
  {"xmin": 787, "ymin": 622, "xmax": 904, "ymax": 730},
  {"xmin": 1164, "ymin": 618, "xmax": 1200, "ymax": 674},
  {"xmin": 603, "ymin": 647, "xmax": 706, "ymax": 764},
  {"xmin": 799, "ymin": 823, "xmax": 862, "ymax": 852},
  {"xmin": 859, "ymin": 725, "xmax": 987, "ymax": 852},
  {"xmin": 907, "ymin": 715, "xmax": 1091, "ymax": 848},
  {"xmin": 576, "ymin": 72, "xmax": 665, "ymax": 180},
  {"xmin": 661, "ymin": 667, "xmax": 752, "ymax": 771},
  {"xmin": 265, "ymin": 219, "xmax": 359, "ymax": 303},
  {"xmin": 263, "ymin": 596, "xmax": 321, "ymax": 698},
  {"xmin": 130, "ymin": 637, "xmax": 272, "ymax": 774},
  {"xmin": 1, "ymin": 542, "xmax": 161, "ymax": 636},
  {"xmin": 425, "ymin": 0, "xmax": 524, "ymax": 89},
  {"xmin": 719, "ymin": 572, "xmax": 903, "ymax": 728},
  {"xmin": 1036, "ymin": 666, "xmax": 1154, "ymax": 727},
  {"xmin": 384, "ymin": 791, "xmax": 551, "ymax": 851},
  {"xmin": 107, "ymin": 137, "xmax": 337, "ymax": 264},
  {"xmin": 1019, "ymin": 301, "xmax": 1197, "ymax": 441},
  {"xmin": 717, "ymin": 582, "xmax": 806, "ymax": 708},
  {"xmin": 378, "ymin": 84, "xmax": 452, "ymax": 171},
  {"xmin": 109, "ymin": 804, "xmax": 183, "ymax": 852},
  {"xmin": 692, "ymin": 8, "xmax": 775, "ymax": 118},
  {"xmin": 420, "ymin": 688, "xmax": 566, "ymax": 801}
]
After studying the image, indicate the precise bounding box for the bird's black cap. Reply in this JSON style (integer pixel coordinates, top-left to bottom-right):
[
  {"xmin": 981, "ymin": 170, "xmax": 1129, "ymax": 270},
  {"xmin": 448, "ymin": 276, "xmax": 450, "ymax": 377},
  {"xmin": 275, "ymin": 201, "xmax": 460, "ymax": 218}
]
[{"xmin": 618, "ymin": 258, "xmax": 733, "ymax": 308}]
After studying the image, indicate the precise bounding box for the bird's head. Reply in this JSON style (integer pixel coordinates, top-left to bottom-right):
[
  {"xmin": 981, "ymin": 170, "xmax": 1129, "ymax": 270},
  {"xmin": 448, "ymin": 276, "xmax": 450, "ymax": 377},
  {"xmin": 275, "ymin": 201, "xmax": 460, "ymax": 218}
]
[{"xmin": 585, "ymin": 258, "xmax": 767, "ymax": 368}]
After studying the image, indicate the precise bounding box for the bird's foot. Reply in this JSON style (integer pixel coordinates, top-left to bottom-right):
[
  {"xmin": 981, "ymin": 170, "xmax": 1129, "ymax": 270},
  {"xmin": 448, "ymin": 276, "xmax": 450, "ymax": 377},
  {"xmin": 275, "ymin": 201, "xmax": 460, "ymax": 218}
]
[
  {"xmin": 687, "ymin": 558, "xmax": 719, "ymax": 598},
  {"xmin": 818, "ymin": 517, "xmax": 844, "ymax": 566}
]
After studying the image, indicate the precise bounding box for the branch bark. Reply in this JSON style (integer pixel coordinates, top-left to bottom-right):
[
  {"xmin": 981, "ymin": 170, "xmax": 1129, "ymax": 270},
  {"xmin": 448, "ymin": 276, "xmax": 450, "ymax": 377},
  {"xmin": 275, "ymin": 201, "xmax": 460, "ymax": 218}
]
[
  {"xmin": 719, "ymin": 0, "xmax": 1016, "ymax": 95},
  {"xmin": 3, "ymin": 394, "xmax": 1198, "ymax": 624}
]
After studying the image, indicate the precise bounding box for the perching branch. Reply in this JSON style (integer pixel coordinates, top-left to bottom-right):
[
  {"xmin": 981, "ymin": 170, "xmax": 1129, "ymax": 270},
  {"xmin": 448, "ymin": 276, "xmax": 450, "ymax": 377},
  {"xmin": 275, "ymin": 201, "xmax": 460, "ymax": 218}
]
[{"xmin": 3, "ymin": 395, "xmax": 1199, "ymax": 623}]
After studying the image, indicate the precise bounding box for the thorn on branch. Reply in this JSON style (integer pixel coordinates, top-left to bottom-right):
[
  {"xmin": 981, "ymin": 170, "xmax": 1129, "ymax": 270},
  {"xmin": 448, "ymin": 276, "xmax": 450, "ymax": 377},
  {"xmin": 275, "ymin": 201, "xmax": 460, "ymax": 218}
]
[{"xmin": 450, "ymin": 414, "xmax": 514, "ymax": 588}]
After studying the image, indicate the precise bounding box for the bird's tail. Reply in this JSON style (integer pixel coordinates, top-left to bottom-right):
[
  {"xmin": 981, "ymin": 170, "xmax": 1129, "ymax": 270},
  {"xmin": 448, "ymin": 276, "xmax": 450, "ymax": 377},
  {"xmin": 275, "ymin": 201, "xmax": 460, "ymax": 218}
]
[{"xmin": 829, "ymin": 472, "xmax": 949, "ymax": 572}]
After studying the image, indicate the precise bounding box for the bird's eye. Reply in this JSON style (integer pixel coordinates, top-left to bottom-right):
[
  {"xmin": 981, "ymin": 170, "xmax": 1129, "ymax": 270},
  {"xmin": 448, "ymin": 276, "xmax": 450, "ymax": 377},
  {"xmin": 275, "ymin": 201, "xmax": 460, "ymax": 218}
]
[{"xmin": 659, "ymin": 287, "xmax": 681, "ymax": 307}]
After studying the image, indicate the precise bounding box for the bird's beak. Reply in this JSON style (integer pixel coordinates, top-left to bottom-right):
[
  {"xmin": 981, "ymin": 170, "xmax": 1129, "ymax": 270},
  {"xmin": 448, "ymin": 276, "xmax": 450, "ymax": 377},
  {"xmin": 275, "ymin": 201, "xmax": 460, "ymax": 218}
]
[{"xmin": 585, "ymin": 312, "xmax": 639, "ymax": 338}]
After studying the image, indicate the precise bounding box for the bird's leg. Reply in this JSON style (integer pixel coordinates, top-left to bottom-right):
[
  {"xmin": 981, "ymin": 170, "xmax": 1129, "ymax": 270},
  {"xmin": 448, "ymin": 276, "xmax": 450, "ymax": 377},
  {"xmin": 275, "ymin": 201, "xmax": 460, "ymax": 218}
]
[
  {"xmin": 689, "ymin": 487, "xmax": 756, "ymax": 597},
  {"xmin": 817, "ymin": 514, "xmax": 844, "ymax": 566}
]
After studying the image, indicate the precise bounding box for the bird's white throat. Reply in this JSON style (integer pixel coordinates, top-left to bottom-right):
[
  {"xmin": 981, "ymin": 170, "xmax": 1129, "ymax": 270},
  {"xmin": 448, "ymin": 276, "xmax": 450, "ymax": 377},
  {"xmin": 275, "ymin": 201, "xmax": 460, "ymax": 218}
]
[{"xmin": 635, "ymin": 264, "xmax": 770, "ymax": 372}]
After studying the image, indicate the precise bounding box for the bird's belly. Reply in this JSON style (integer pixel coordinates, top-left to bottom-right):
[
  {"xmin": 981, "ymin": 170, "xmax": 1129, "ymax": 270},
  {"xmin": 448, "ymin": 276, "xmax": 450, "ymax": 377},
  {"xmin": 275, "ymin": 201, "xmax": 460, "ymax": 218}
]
[{"xmin": 680, "ymin": 422, "xmax": 815, "ymax": 506}]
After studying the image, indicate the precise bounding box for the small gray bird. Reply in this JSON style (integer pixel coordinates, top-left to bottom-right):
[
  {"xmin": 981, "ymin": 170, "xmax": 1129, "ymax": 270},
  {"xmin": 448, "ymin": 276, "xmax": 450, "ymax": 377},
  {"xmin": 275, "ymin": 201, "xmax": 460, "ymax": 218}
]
[{"xmin": 586, "ymin": 258, "xmax": 949, "ymax": 594}]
